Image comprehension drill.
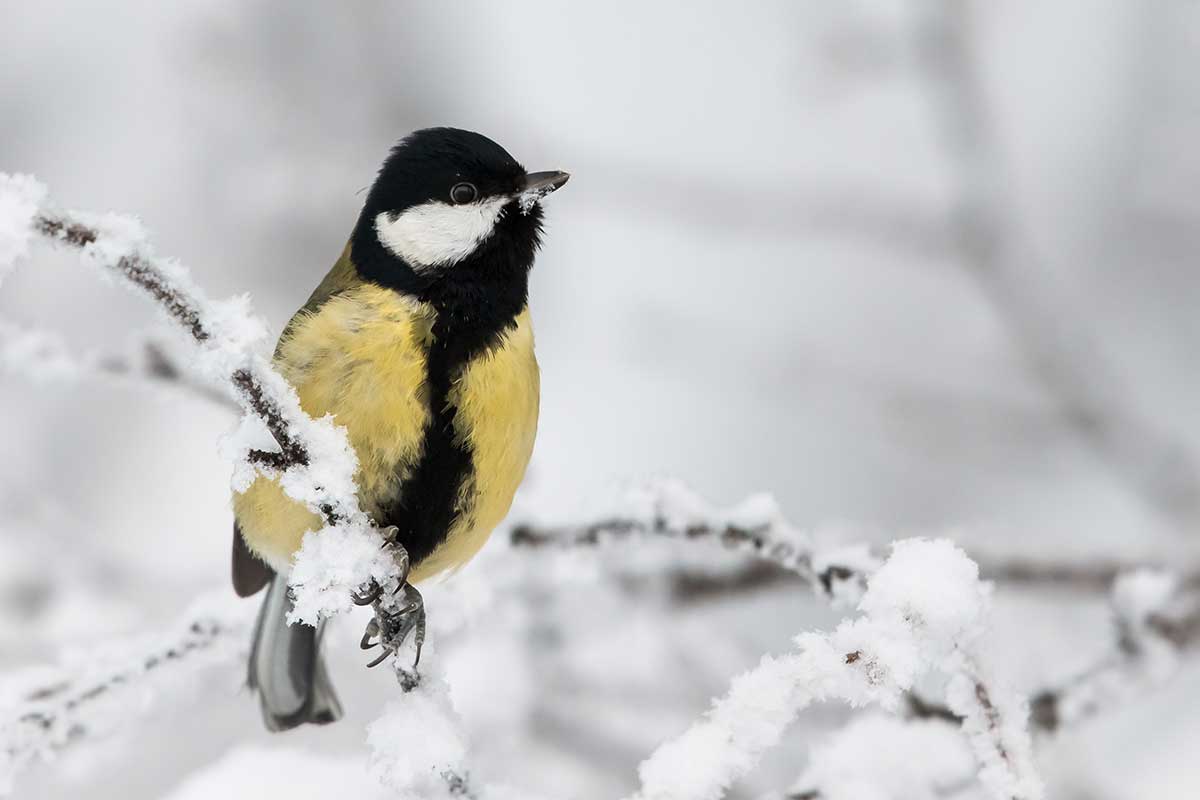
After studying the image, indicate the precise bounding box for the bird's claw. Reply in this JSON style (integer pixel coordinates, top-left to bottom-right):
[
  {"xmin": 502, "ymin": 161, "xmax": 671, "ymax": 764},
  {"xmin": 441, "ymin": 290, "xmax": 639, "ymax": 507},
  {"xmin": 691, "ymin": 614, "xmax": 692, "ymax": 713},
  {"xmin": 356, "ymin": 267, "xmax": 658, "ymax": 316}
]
[
  {"xmin": 351, "ymin": 583, "xmax": 382, "ymax": 606},
  {"xmin": 360, "ymin": 582, "xmax": 426, "ymax": 669},
  {"xmin": 357, "ymin": 529, "xmax": 424, "ymax": 670},
  {"xmin": 360, "ymin": 617, "xmax": 381, "ymax": 649}
]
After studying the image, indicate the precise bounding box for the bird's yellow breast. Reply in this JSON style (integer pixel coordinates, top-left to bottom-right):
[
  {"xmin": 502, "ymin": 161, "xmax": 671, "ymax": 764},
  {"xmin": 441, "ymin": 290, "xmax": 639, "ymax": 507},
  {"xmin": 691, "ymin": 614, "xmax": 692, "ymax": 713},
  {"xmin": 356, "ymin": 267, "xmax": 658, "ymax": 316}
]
[
  {"xmin": 420, "ymin": 309, "xmax": 540, "ymax": 580},
  {"xmin": 232, "ymin": 283, "xmax": 539, "ymax": 583}
]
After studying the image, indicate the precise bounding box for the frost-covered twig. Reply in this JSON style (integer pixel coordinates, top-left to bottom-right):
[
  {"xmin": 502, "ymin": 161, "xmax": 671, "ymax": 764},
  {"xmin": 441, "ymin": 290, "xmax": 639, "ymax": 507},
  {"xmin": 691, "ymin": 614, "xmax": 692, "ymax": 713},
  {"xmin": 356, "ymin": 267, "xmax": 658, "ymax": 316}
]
[
  {"xmin": 0, "ymin": 174, "xmax": 401, "ymax": 625},
  {"xmin": 31, "ymin": 212, "xmax": 311, "ymax": 473},
  {"xmin": 945, "ymin": 666, "xmax": 1040, "ymax": 800},
  {"xmin": 0, "ymin": 318, "xmax": 238, "ymax": 411},
  {"xmin": 626, "ymin": 540, "xmax": 1042, "ymax": 800},
  {"xmin": 778, "ymin": 714, "xmax": 976, "ymax": 800},
  {"xmin": 904, "ymin": 569, "xmax": 1200, "ymax": 737},
  {"xmin": 511, "ymin": 480, "xmax": 820, "ymax": 586},
  {"xmin": 511, "ymin": 481, "xmax": 1200, "ymax": 602},
  {"xmin": 1028, "ymin": 570, "xmax": 1200, "ymax": 733},
  {"xmin": 0, "ymin": 595, "xmax": 251, "ymax": 795},
  {"xmin": 0, "ymin": 592, "xmax": 491, "ymax": 800}
]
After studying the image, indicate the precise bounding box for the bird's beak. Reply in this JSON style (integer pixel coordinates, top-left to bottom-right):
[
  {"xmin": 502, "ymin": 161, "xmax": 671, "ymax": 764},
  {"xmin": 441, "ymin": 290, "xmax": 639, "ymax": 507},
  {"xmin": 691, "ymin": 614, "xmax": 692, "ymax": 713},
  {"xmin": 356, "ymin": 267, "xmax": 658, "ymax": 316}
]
[
  {"xmin": 521, "ymin": 171, "xmax": 570, "ymax": 195},
  {"xmin": 514, "ymin": 171, "xmax": 570, "ymax": 213}
]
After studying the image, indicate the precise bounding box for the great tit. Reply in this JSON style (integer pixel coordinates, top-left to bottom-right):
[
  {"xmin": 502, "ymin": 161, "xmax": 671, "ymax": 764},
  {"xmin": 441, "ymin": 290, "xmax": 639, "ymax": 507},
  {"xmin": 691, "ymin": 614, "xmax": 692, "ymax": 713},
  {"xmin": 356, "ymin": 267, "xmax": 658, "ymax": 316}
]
[{"xmin": 230, "ymin": 127, "xmax": 568, "ymax": 731}]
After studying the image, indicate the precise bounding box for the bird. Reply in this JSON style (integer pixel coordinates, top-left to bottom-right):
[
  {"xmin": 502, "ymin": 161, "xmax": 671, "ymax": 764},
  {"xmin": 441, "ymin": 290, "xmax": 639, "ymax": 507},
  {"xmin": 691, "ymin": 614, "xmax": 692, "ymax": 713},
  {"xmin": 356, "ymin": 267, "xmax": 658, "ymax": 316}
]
[{"xmin": 229, "ymin": 127, "xmax": 568, "ymax": 731}]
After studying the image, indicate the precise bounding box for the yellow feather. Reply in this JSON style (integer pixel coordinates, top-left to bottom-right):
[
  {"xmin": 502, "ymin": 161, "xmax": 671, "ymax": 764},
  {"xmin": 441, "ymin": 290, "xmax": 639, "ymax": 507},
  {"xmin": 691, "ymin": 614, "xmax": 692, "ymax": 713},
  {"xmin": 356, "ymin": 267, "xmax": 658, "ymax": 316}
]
[{"xmin": 232, "ymin": 286, "xmax": 539, "ymax": 584}]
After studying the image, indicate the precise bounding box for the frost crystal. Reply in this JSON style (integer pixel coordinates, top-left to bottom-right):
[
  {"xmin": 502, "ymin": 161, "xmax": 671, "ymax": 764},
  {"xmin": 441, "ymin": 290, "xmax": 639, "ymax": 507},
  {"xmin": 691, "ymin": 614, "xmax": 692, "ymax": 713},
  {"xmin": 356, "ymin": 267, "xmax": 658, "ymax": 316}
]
[{"xmin": 517, "ymin": 185, "xmax": 555, "ymax": 215}]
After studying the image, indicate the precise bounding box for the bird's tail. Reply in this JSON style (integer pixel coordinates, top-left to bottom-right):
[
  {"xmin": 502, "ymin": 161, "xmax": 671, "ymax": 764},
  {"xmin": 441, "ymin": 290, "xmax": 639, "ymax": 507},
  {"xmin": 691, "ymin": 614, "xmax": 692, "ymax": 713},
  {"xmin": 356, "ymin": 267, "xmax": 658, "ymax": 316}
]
[{"xmin": 248, "ymin": 573, "xmax": 343, "ymax": 731}]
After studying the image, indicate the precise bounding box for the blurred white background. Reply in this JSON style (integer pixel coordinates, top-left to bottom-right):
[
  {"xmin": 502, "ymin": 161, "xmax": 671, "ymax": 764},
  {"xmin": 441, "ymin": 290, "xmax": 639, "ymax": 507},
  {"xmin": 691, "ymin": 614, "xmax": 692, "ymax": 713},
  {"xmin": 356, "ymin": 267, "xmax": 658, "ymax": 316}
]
[{"xmin": 2, "ymin": 2, "xmax": 1200, "ymax": 798}]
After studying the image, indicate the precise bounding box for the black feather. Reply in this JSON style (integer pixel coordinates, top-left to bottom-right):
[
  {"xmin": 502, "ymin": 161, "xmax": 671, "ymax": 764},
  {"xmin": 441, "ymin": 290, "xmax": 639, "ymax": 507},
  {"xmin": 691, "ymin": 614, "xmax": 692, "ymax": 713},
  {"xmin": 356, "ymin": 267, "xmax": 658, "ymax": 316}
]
[{"xmin": 232, "ymin": 522, "xmax": 273, "ymax": 597}]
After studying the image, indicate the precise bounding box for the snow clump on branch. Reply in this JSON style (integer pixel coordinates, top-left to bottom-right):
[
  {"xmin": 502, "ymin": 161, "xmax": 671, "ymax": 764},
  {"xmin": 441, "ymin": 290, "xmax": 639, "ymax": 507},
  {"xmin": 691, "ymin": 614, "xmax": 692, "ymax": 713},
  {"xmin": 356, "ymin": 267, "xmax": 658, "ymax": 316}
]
[{"xmin": 628, "ymin": 538, "xmax": 1042, "ymax": 800}]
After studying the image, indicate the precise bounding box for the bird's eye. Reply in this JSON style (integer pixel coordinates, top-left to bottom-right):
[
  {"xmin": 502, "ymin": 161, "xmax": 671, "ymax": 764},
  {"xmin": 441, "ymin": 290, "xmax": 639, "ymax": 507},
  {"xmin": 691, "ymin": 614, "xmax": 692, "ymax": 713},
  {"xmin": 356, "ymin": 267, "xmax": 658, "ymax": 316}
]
[{"xmin": 450, "ymin": 182, "xmax": 478, "ymax": 204}]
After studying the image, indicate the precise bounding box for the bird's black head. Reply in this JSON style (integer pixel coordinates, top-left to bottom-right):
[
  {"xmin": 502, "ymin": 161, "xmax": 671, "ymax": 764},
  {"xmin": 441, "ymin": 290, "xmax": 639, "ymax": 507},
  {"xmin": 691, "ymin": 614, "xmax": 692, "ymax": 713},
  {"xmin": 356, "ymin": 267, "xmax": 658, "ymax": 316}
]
[{"xmin": 350, "ymin": 128, "xmax": 568, "ymax": 305}]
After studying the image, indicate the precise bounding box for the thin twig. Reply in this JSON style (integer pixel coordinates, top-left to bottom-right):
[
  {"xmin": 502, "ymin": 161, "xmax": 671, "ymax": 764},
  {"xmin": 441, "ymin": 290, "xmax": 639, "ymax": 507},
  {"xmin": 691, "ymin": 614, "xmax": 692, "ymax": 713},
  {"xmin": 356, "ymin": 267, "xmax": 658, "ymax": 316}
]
[
  {"xmin": 35, "ymin": 211, "xmax": 324, "ymax": 513},
  {"xmin": 511, "ymin": 504, "xmax": 1200, "ymax": 600},
  {"xmin": 0, "ymin": 318, "xmax": 239, "ymax": 411}
]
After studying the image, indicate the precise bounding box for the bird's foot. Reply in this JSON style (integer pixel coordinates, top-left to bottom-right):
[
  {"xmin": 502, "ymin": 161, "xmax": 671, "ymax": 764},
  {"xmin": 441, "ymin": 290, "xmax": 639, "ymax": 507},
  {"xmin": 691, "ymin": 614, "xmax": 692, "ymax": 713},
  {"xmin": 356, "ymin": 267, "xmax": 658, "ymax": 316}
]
[
  {"xmin": 356, "ymin": 526, "xmax": 424, "ymax": 670},
  {"xmin": 360, "ymin": 582, "xmax": 426, "ymax": 669}
]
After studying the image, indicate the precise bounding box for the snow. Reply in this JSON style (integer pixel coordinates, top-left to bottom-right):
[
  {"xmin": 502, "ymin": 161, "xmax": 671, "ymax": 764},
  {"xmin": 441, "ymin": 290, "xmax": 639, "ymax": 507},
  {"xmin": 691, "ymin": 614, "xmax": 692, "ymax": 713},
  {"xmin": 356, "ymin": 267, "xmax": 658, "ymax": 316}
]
[
  {"xmin": 517, "ymin": 184, "xmax": 557, "ymax": 215},
  {"xmin": 1047, "ymin": 568, "xmax": 1194, "ymax": 731},
  {"xmin": 286, "ymin": 520, "xmax": 401, "ymax": 624},
  {"xmin": 621, "ymin": 479, "xmax": 716, "ymax": 531},
  {"xmin": 789, "ymin": 713, "xmax": 976, "ymax": 800},
  {"xmin": 365, "ymin": 671, "xmax": 470, "ymax": 797},
  {"xmin": 946, "ymin": 668, "xmax": 1043, "ymax": 800},
  {"xmin": 365, "ymin": 657, "xmax": 546, "ymax": 800},
  {"xmin": 1111, "ymin": 569, "xmax": 1178, "ymax": 628},
  {"xmin": 604, "ymin": 478, "xmax": 813, "ymax": 562},
  {"xmin": 628, "ymin": 539, "xmax": 1038, "ymax": 800},
  {"xmin": 0, "ymin": 174, "xmax": 46, "ymax": 282},
  {"xmin": 163, "ymin": 747, "xmax": 390, "ymax": 800},
  {"xmin": 0, "ymin": 593, "xmax": 250, "ymax": 796},
  {"xmin": 858, "ymin": 538, "xmax": 991, "ymax": 662},
  {"xmin": 812, "ymin": 542, "xmax": 882, "ymax": 607}
]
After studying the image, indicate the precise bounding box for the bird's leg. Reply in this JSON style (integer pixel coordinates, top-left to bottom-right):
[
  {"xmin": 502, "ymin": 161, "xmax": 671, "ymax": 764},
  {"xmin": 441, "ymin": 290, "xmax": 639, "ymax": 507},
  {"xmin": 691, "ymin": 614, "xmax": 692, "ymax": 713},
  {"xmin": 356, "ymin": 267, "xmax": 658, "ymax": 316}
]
[{"xmin": 357, "ymin": 526, "xmax": 424, "ymax": 669}]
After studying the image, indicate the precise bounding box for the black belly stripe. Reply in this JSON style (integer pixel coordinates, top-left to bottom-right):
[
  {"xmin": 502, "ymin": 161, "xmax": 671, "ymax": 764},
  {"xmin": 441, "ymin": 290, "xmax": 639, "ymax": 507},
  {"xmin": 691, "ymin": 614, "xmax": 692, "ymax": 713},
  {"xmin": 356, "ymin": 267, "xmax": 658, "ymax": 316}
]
[
  {"xmin": 374, "ymin": 299, "xmax": 526, "ymax": 566},
  {"xmin": 375, "ymin": 320, "xmax": 475, "ymax": 566}
]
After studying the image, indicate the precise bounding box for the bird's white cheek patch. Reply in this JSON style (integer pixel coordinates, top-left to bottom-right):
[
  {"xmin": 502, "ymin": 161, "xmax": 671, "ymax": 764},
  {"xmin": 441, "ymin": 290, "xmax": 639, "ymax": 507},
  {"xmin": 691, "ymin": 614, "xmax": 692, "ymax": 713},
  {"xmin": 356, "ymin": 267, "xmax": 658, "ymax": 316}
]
[{"xmin": 375, "ymin": 198, "xmax": 507, "ymax": 271}]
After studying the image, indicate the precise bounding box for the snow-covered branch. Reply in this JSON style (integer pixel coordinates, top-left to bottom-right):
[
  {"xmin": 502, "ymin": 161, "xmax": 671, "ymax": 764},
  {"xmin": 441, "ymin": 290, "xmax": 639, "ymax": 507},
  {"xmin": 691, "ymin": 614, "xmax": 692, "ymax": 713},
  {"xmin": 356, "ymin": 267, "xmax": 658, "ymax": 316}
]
[
  {"xmin": 0, "ymin": 594, "xmax": 492, "ymax": 800},
  {"xmin": 31, "ymin": 211, "xmax": 312, "ymax": 474},
  {"xmin": 521, "ymin": 484, "xmax": 1199, "ymax": 798},
  {"xmin": 0, "ymin": 174, "xmax": 400, "ymax": 625},
  {"xmin": 0, "ymin": 595, "xmax": 251, "ymax": 795},
  {"xmin": 787, "ymin": 570, "xmax": 1200, "ymax": 800},
  {"xmin": 626, "ymin": 539, "xmax": 1042, "ymax": 800},
  {"xmin": 1028, "ymin": 569, "xmax": 1200, "ymax": 733},
  {"xmin": 511, "ymin": 480, "xmax": 1200, "ymax": 603},
  {"xmin": 904, "ymin": 568, "xmax": 1200, "ymax": 738},
  {"xmin": 0, "ymin": 318, "xmax": 238, "ymax": 410},
  {"xmin": 365, "ymin": 661, "xmax": 539, "ymax": 800},
  {"xmin": 778, "ymin": 714, "xmax": 976, "ymax": 800},
  {"xmin": 511, "ymin": 480, "xmax": 822, "ymax": 588}
]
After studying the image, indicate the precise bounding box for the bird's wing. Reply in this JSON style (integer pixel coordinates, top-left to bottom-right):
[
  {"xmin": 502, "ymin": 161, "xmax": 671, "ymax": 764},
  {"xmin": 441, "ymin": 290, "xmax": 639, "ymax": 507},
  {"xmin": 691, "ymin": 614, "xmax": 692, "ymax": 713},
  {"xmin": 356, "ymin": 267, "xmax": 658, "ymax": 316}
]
[
  {"xmin": 232, "ymin": 521, "xmax": 273, "ymax": 596},
  {"xmin": 231, "ymin": 242, "xmax": 364, "ymax": 595},
  {"xmin": 275, "ymin": 241, "xmax": 363, "ymax": 358}
]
